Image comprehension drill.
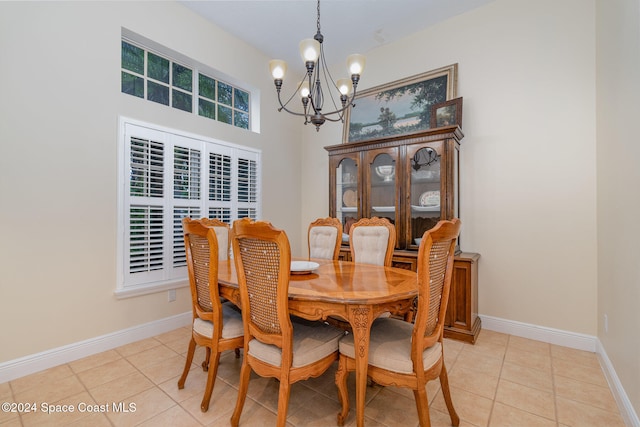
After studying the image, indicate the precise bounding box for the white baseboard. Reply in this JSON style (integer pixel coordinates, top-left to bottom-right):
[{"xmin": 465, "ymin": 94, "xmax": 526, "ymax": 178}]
[
  {"xmin": 480, "ymin": 314, "xmax": 597, "ymax": 351},
  {"xmin": 0, "ymin": 312, "xmax": 191, "ymax": 384},
  {"xmin": 596, "ymin": 339, "xmax": 640, "ymax": 427},
  {"xmin": 480, "ymin": 314, "xmax": 639, "ymax": 427}
]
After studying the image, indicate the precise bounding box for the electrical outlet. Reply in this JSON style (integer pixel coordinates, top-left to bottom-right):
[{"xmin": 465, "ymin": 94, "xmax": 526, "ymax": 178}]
[
  {"xmin": 168, "ymin": 289, "xmax": 176, "ymax": 302},
  {"xmin": 604, "ymin": 314, "xmax": 608, "ymax": 333}
]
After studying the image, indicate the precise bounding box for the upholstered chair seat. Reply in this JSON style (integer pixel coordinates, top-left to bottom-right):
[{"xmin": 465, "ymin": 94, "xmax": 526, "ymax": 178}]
[
  {"xmin": 339, "ymin": 317, "xmax": 441, "ymax": 374},
  {"xmin": 192, "ymin": 304, "xmax": 244, "ymax": 340},
  {"xmin": 248, "ymin": 319, "xmax": 343, "ymax": 368}
]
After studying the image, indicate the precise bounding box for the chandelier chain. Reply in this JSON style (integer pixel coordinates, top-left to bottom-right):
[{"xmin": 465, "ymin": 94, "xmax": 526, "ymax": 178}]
[{"xmin": 317, "ymin": 0, "xmax": 321, "ymax": 34}]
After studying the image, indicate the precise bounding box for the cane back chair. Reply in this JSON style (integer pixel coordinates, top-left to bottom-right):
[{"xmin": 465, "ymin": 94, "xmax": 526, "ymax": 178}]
[
  {"xmin": 178, "ymin": 217, "xmax": 244, "ymax": 412},
  {"xmin": 195, "ymin": 218, "xmax": 235, "ymax": 370},
  {"xmin": 230, "ymin": 218, "xmax": 344, "ymax": 427},
  {"xmin": 336, "ymin": 218, "xmax": 462, "ymax": 427}
]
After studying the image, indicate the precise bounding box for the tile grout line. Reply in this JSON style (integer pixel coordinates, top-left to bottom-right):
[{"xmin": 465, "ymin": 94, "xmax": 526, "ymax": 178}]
[
  {"xmin": 7, "ymin": 376, "xmax": 23, "ymax": 427},
  {"xmin": 163, "ymin": 337, "xmax": 254, "ymax": 426},
  {"xmin": 81, "ymin": 338, "xmax": 180, "ymax": 427},
  {"xmin": 127, "ymin": 340, "xmax": 194, "ymax": 426},
  {"xmin": 78, "ymin": 353, "xmax": 132, "ymax": 427},
  {"xmin": 74, "ymin": 361, "xmax": 111, "ymax": 427},
  {"xmin": 550, "ymin": 347, "xmax": 624, "ymax": 421},
  {"xmin": 485, "ymin": 334, "xmax": 509, "ymax": 427},
  {"xmin": 549, "ymin": 344, "xmax": 560, "ymax": 427}
]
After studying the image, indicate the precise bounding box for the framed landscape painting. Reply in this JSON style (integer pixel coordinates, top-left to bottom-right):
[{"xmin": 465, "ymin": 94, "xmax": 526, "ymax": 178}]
[
  {"xmin": 343, "ymin": 63, "xmax": 457, "ymax": 143},
  {"xmin": 430, "ymin": 97, "xmax": 463, "ymax": 128}
]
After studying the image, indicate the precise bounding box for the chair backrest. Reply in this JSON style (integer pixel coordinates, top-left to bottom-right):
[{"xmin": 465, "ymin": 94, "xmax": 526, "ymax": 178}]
[
  {"xmin": 196, "ymin": 218, "xmax": 231, "ymax": 260},
  {"xmin": 348, "ymin": 217, "xmax": 396, "ymax": 266},
  {"xmin": 413, "ymin": 218, "xmax": 461, "ymax": 354},
  {"xmin": 308, "ymin": 217, "xmax": 343, "ymax": 260},
  {"xmin": 182, "ymin": 217, "xmax": 223, "ymax": 322},
  {"xmin": 232, "ymin": 218, "xmax": 292, "ymax": 353}
]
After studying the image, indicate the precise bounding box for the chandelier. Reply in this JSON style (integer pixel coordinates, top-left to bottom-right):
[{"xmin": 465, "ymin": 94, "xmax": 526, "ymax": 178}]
[{"xmin": 268, "ymin": 0, "xmax": 366, "ymax": 131}]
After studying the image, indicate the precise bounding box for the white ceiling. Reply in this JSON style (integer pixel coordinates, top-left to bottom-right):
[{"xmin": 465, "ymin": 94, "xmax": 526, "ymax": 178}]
[{"xmin": 180, "ymin": 0, "xmax": 494, "ymax": 69}]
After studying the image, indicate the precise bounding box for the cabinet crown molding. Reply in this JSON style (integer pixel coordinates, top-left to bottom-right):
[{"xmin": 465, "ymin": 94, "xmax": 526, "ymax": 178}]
[{"xmin": 325, "ymin": 125, "xmax": 464, "ymax": 155}]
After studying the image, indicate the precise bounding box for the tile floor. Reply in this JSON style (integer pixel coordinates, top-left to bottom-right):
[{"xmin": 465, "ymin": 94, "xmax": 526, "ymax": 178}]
[{"xmin": 0, "ymin": 327, "xmax": 627, "ymax": 427}]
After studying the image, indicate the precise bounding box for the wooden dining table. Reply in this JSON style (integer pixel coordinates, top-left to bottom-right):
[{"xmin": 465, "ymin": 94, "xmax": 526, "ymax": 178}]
[{"xmin": 217, "ymin": 257, "xmax": 418, "ymax": 427}]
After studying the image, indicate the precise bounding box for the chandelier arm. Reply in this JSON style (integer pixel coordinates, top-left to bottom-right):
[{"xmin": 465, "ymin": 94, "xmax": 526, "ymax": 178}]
[
  {"xmin": 277, "ymin": 78, "xmax": 305, "ymax": 111},
  {"xmin": 320, "ymin": 114, "xmax": 347, "ymax": 123},
  {"xmin": 274, "ymin": 72, "xmax": 315, "ymax": 118},
  {"xmin": 276, "ymin": 91, "xmax": 311, "ymax": 118},
  {"xmin": 311, "ymin": 91, "xmax": 358, "ymax": 117}
]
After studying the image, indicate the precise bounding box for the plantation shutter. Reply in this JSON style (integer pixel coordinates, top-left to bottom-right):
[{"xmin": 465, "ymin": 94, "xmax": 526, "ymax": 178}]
[
  {"xmin": 170, "ymin": 136, "xmax": 202, "ymax": 275},
  {"xmin": 118, "ymin": 119, "xmax": 261, "ymax": 294},
  {"xmin": 207, "ymin": 144, "xmax": 233, "ymax": 222},
  {"xmin": 124, "ymin": 127, "xmax": 167, "ymax": 286},
  {"xmin": 236, "ymin": 150, "xmax": 259, "ymax": 220}
]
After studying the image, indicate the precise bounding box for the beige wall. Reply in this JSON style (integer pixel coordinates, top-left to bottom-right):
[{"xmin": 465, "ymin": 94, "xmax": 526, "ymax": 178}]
[
  {"xmin": 302, "ymin": 0, "xmax": 640, "ymax": 416},
  {"xmin": 0, "ymin": 1, "xmax": 302, "ymax": 362},
  {"xmin": 302, "ymin": 0, "xmax": 598, "ymax": 333},
  {"xmin": 596, "ymin": 0, "xmax": 640, "ymax": 415}
]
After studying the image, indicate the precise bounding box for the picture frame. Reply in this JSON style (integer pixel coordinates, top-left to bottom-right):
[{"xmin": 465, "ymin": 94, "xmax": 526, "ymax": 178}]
[
  {"xmin": 430, "ymin": 97, "xmax": 463, "ymax": 128},
  {"xmin": 343, "ymin": 63, "xmax": 457, "ymax": 144}
]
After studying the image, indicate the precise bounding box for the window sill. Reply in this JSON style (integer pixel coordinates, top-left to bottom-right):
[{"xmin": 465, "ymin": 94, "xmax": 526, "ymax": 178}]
[{"xmin": 114, "ymin": 279, "xmax": 189, "ymax": 299}]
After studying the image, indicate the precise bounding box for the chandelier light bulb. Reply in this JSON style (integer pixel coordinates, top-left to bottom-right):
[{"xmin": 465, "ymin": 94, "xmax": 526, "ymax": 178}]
[
  {"xmin": 300, "ymin": 81, "xmax": 310, "ymax": 98},
  {"xmin": 347, "ymin": 54, "xmax": 366, "ymax": 75},
  {"xmin": 337, "ymin": 78, "xmax": 352, "ymax": 95},
  {"xmin": 299, "ymin": 38, "xmax": 321, "ymax": 63},
  {"xmin": 269, "ymin": 59, "xmax": 287, "ymax": 80}
]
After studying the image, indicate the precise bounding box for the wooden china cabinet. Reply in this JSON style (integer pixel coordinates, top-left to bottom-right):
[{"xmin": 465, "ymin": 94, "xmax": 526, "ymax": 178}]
[{"xmin": 325, "ymin": 125, "xmax": 481, "ymax": 343}]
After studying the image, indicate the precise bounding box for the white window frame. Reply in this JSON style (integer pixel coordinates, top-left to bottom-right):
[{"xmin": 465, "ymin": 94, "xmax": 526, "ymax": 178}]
[{"xmin": 116, "ymin": 117, "xmax": 261, "ymax": 298}]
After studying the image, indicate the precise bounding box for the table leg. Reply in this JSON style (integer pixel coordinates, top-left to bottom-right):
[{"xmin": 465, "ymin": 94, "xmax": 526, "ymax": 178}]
[{"xmin": 347, "ymin": 306, "xmax": 373, "ymax": 427}]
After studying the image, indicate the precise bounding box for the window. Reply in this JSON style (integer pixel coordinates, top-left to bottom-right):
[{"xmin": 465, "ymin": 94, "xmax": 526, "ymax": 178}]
[
  {"xmin": 121, "ymin": 39, "xmax": 251, "ymax": 130},
  {"xmin": 117, "ymin": 118, "xmax": 261, "ymax": 297},
  {"xmin": 198, "ymin": 74, "xmax": 250, "ymax": 129}
]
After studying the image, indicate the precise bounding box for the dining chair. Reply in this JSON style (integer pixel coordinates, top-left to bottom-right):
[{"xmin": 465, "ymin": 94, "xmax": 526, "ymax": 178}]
[
  {"xmin": 230, "ymin": 218, "xmax": 344, "ymax": 427},
  {"xmin": 335, "ymin": 218, "xmax": 462, "ymax": 427},
  {"xmin": 348, "ymin": 216, "xmax": 396, "ymax": 266},
  {"xmin": 327, "ymin": 217, "xmax": 397, "ymax": 331},
  {"xmin": 308, "ymin": 216, "xmax": 343, "ymax": 260},
  {"xmin": 178, "ymin": 218, "xmax": 244, "ymax": 412},
  {"xmin": 195, "ymin": 218, "xmax": 235, "ymax": 370}
]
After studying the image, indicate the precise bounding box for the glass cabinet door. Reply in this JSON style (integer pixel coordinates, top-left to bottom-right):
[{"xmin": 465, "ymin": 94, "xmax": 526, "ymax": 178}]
[
  {"xmin": 368, "ymin": 152, "xmax": 397, "ymax": 226},
  {"xmin": 328, "ymin": 128, "xmax": 462, "ymax": 255},
  {"xmin": 335, "ymin": 156, "xmax": 358, "ymax": 246},
  {"xmin": 408, "ymin": 145, "xmax": 442, "ymax": 248}
]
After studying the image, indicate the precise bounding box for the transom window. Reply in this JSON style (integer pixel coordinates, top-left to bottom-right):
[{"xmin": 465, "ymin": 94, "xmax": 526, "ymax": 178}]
[
  {"xmin": 117, "ymin": 118, "xmax": 261, "ymax": 297},
  {"xmin": 121, "ymin": 39, "xmax": 251, "ymax": 130}
]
